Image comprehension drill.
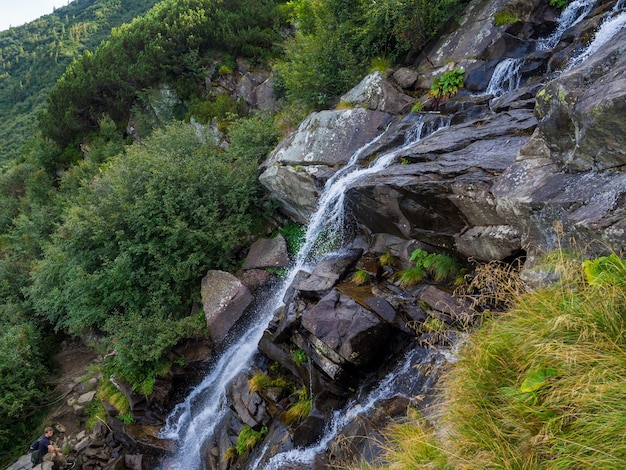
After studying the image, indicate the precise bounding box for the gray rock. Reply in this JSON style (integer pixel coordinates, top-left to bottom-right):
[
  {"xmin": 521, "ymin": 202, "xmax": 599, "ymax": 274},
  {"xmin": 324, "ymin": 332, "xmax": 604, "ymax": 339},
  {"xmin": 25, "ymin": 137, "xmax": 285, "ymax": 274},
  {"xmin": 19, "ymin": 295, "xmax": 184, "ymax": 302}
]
[
  {"xmin": 535, "ymin": 28, "xmax": 626, "ymax": 172},
  {"xmin": 393, "ymin": 67, "xmax": 418, "ymax": 89},
  {"xmin": 340, "ymin": 72, "xmax": 415, "ymax": 114},
  {"xmin": 259, "ymin": 108, "xmax": 393, "ymax": 222},
  {"xmin": 242, "ymin": 235, "xmax": 289, "ymax": 270},
  {"xmin": 297, "ymin": 249, "xmax": 363, "ymax": 298},
  {"xmin": 301, "ymin": 289, "xmax": 390, "ymax": 366},
  {"xmin": 201, "ymin": 270, "xmax": 253, "ymax": 344},
  {"xmin": 229, "ymin": 374, "xmax": 271, "ymax": 428}
]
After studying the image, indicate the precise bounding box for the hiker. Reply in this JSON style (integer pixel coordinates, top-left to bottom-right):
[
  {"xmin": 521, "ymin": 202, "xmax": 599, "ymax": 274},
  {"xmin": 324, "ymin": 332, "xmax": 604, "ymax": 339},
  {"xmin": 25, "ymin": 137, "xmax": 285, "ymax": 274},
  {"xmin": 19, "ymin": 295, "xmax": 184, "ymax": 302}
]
[{"xmin": 32, "ymin": 427, "xmax": 74, "ymax": 469}]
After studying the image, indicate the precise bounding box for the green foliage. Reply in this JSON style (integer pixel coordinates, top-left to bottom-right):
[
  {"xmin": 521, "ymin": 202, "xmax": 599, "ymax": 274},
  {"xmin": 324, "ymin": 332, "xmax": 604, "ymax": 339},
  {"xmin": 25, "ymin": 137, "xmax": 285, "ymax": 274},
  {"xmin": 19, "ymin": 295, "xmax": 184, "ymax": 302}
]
[
  {"xmin": 352, "ymin": 269, "xmax": 373, "ymax": 286},
  {"xmin": 282, "ymin": 386, "xmax": 313, "ymax": 425},
  {"xmin": 292, "ymin": 348, "xmax": 308, "ymax": 366},
  {"xmin": 0, "ymin": 318, "xmax": 49, "ymax": 462},
  {"xmin": 550, "ymin": 0, "xmax": 569, "ymax": 8},
  {"xmin": 582, "ymin": 253, "xmax": 626, "ymax": 286},
  {"xmin": 411, "ymin": 101, "xmax": 424, "ymax": 113},
  {"xmin": 440, "ymin": 253, "xmax": 626, "ymax": 468},
  {"xmin": 278, "ymin": 222, "xmax": 306, "ymax": 256},
  {"xmin": 27, "ymin": 122, "xmax": 262, "ymax": 384},
  {"xmin": 39, "ymin": 0, "xmax": 287, "ymax": 148},
  {"xmin": 0, "ymin": 0, "xmax": 162, "ymax": 163},
  {"xmin": 429, "ymin": 68, "xmax": 465, "ymax": 107},
  {"xmin": 236, "ymin": 425, "xmax": 268, "ymax": 454},
  {"xmin": 276, "ymin": 0, "xmax": 464, "ymax": 107},
  {"xmin": 370, "ymin": 56, "xmax": 392, "ymax": 73},
  {"xmin": 493, "ymin": 10, "xmax": 520, "ymax": 26},
  {"xmin": 378, "ymin": 251, "xmax": 395, "ymax": 267},
  {"xmin": 398, "ymin": 265, "xmax": 426, "ymax": 287},
  {"xmin": 118, "ymin": 412, "xmax": 135, "ymax": 425},
  {"xmin": 248, "ymin": 371, "xmax": 289, "ymax": 393},
  {"xmin": 227, "ymin": 113, "xmax": 281, "ymax": 165},
  {"xmin": 188, "ymin": 94, "xmax": 245, "ymax": 125},
  {"xmin": 398, "ymin": 249, "xmax": 459, "ymax": 286},
  {"xmin": 353, "ymin": 409, "xmax": 452, "ymax": 470}
]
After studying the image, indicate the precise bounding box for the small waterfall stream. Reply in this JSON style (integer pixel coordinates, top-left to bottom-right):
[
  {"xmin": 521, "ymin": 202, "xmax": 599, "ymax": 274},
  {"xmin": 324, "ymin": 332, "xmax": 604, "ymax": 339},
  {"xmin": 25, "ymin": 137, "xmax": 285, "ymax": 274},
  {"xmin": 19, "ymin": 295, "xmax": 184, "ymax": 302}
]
[
  {"xmin": 565, "ymin": 0, "xmax": 626, "ymax": 70},
  {"xmin": 537, "ymin": 0, "xmax": 597, "ymax": 51},
  {"xmin": 486, "ymin": 0, "xmax": 597, "ymax": 95},
  {"xmin": 486, "ymin": 57, "xmax": 522, "ymax": 97},
  {"xmin": 255, "ymin": 346, "xmax": 443, "ymax": 469},
  {"xmin": 161, "ymin": 114, "xmax": 449, "ymax": 469}
]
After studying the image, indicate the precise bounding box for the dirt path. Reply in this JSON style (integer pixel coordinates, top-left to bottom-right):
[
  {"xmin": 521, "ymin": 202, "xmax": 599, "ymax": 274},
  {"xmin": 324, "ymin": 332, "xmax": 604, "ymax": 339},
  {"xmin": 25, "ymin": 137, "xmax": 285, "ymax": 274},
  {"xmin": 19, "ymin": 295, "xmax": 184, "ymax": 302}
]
[{"xmin": 45, "ymin": 341, "xmax": 101, "ymax": 436}]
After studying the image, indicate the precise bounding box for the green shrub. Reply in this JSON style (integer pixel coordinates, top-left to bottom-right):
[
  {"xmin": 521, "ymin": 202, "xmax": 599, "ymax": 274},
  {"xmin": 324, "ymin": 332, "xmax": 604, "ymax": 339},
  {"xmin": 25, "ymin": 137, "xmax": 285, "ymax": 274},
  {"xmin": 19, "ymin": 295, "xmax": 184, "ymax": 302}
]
[
  {"xmin": 550, "ymin": 0, "xmax": 569, "ymax": 8},
  {"xmin": 370, "ymin": 56, "xmax": 391, "ymax": 73},
  {"xmin": 282, "ymin": 386, "xmax": 313, "ymax": 425},
  {"xmin": 411, "ymin": 101, "xmax": 424, "ymax": 113},
  {"xmin": 27, "ymin": 122, "xmax": 262, "ymax": 386},
  {"xmin": 236, "ymin": 425, "xmax": 268, "ymax": 454},
  {"xmin": 352, "ymin": 269, "xmax": 373, "ymax": 285},
  {"xmin": 248, "ymin": 371, "xmax": 289, "ymax": 393},
  {"xmin": 429, "ymin": 68, "xmax": 465, "ymax": 107},
  {"xmin": 278, "ymin": 222, "xmax": 307, "ymax": 256},
  {"xmin": 292, "ymin": 348, "xmax": 308, "ymax": 366},
  {"xmin": 397, "ymin": 249, "xmax": 459, "ymax": 286},
  {"xmin": 493, "ymin": 10, "xmax": 520, "ymax": 26}
]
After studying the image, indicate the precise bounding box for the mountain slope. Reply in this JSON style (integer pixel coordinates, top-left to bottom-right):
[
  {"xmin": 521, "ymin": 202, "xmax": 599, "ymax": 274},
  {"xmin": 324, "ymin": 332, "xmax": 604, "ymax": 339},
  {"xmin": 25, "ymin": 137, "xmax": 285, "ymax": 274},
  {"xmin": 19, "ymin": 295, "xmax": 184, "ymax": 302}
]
[{"xmin": 0, "ymin": 0, "xmax": 162, "ymax": 163}]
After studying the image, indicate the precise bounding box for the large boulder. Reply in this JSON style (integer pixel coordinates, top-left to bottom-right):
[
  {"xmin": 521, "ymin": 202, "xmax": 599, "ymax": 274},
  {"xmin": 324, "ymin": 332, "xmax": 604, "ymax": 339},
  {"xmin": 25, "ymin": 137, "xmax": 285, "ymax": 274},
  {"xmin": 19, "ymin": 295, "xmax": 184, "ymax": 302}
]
[
  {"xmin": 242, "ymin": 235, "xmax": 290, "ymax": 270},
  {"xmin": 259, "ymin": 108, "xmax": 394, "ymax": 223},
  {"xmin": 340, "ymin": 72, "xmax": 415, "ymax": 114},
  {"xmin": 535, "ymin": 27, "xmax": 626, "ymax": 171},
  {"xmin": 201, "ymin": 270, "xmax": 253, "ymax": 344},
  {"xmin": 416, "ymin": 0, "xmax": 544, "ymax": 89},
  {"xmin": 300, "ymin": 289, "xmax": 390, "ymax": 368},
  {"xmin": 345, "ymin": 109, "xmax": 537, "ymax": 259}
]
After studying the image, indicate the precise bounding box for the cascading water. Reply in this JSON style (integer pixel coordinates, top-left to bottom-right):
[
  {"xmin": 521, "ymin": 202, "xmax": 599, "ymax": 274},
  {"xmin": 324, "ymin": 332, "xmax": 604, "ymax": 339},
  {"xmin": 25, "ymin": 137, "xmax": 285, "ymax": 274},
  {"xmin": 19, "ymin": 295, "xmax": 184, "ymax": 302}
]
[
  {"xmin": 485, "ymin": 0, "xmax": 596, "ymax": 97},
  {"xmin": 485, "ymin": 57, "xmax": 522, "ymax": 97},
  {"xmin": 160, "ymin": 114, "xmax": 449, "ymax": 469},
  {"xmin": 537, "ymin": 0, "xmax": 597, "ymax": 51},
  {"xmin": 255, "ymin": 346, "xmax": 443, "ymax": 469},
  {"xmin": 565, "ymin": 0, "xmax": 626, "ymax": 70}
]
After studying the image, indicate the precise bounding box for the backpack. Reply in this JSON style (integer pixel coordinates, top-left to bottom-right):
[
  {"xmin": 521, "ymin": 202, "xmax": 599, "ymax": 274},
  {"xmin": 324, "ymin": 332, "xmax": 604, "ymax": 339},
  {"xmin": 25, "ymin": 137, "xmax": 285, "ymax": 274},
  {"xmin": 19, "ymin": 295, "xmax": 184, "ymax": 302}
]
[{"xmin": 29, "ymin": 439, "xmax": 42, "ymax": 467}]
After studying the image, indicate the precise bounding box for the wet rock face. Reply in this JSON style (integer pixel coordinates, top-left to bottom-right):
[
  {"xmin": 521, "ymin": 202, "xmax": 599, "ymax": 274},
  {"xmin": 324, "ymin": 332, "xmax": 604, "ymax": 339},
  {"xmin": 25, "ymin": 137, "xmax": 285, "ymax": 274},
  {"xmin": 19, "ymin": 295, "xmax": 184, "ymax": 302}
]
[
  {"xmin": 535, "ymin": 27, "xmax": 626, "ymax": 172},
  {"xmin": 301, "ymin": 288, "xmax": 390, "ymax": 367}
]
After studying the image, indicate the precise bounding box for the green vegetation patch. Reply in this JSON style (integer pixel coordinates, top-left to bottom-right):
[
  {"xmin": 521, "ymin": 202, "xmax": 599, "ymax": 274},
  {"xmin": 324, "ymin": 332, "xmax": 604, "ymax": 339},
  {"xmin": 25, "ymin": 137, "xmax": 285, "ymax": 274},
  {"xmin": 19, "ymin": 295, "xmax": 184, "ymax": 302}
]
[{"xmin": 443, "ymin": 253, "xmax": 626, "ymax": 468}]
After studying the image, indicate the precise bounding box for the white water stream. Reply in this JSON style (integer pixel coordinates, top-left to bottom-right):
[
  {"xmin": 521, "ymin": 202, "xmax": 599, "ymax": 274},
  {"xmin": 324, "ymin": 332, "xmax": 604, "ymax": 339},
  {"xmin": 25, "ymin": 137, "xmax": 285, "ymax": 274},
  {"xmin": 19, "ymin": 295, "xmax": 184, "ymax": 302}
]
[
  {"xmin": 486, "ymin": 0, "xmax": 597, "ymax": 95},
  {"xmin": 566, "ymin": 0, "xmax": 626, "ymax": 70},
  {"xmin": 161, "ymin": 114, "xmax": 449, "ymax": 469}
]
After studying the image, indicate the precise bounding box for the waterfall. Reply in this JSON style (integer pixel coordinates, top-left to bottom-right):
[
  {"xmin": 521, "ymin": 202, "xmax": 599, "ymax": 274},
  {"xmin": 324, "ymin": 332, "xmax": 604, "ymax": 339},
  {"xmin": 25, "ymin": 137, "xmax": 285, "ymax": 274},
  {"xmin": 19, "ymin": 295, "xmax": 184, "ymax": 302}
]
[
  {"xmin": 565, "ymin": 0, "xmax": 626, "ymax": 70},
  {"xmin": 485, "ymin": 0, "xmax": 596, "ymax": 97},
  {"xmin": 160, "ymin": 113, "xmax": 448, "ymax": 469},
  {"xmin": 538, "ymin": 0, "xmax": 597, "ymax": 51},
  {"xmin": 255, "ymin": 347, "xmax": 443, "ymax": 469},
  {"xmin": 486, "ymin": 57, "xmax": 522, "ymax": 97}
]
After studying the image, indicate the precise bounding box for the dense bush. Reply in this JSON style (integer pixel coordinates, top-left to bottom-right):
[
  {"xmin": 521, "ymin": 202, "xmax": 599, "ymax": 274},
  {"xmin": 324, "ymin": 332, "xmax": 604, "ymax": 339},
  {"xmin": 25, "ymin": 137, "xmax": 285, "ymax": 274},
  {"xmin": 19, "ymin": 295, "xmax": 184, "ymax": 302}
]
[
  {"xmin": 38, "ymin": 0, "xmax": 287, "ymax": 150},
  {"xmin": 275, "ymin": 0, "xmax": 463, "ymax": 107},
  {"xmin": 0, "ymin": 311, "xmax": 50, "ymax": 465},
  {"xmin": 27, "ymin": 121, "xmax": 269, "ymax": 383}
]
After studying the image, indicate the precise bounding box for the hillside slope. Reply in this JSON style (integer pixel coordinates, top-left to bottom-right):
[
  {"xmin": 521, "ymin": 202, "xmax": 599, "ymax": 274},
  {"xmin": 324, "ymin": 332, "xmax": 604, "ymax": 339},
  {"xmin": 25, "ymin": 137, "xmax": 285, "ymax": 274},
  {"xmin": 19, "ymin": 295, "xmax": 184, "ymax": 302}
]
[{"xmin": 0, "ymin": 0, "xmax": 161, "ymax": 163}]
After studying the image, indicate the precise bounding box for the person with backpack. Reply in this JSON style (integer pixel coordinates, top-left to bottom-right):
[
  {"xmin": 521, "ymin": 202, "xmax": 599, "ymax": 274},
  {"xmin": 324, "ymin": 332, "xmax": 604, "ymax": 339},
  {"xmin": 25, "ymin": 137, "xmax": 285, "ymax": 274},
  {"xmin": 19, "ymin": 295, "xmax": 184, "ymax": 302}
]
[{"xmin": 30, "ymin": 427, "xmax": 75, "ymax": 469}]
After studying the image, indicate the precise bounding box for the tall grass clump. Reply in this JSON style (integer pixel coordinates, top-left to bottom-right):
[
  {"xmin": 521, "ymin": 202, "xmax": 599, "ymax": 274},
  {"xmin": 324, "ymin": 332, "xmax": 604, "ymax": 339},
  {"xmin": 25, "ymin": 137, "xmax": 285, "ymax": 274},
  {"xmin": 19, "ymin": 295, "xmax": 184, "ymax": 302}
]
[
  {"xmin": 442, "ymin": 251, "xmax": 626, "ymax": 469},
  {"xmin": 353, "ymin": 252, "xmax": 626, "ymax": 469}
]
